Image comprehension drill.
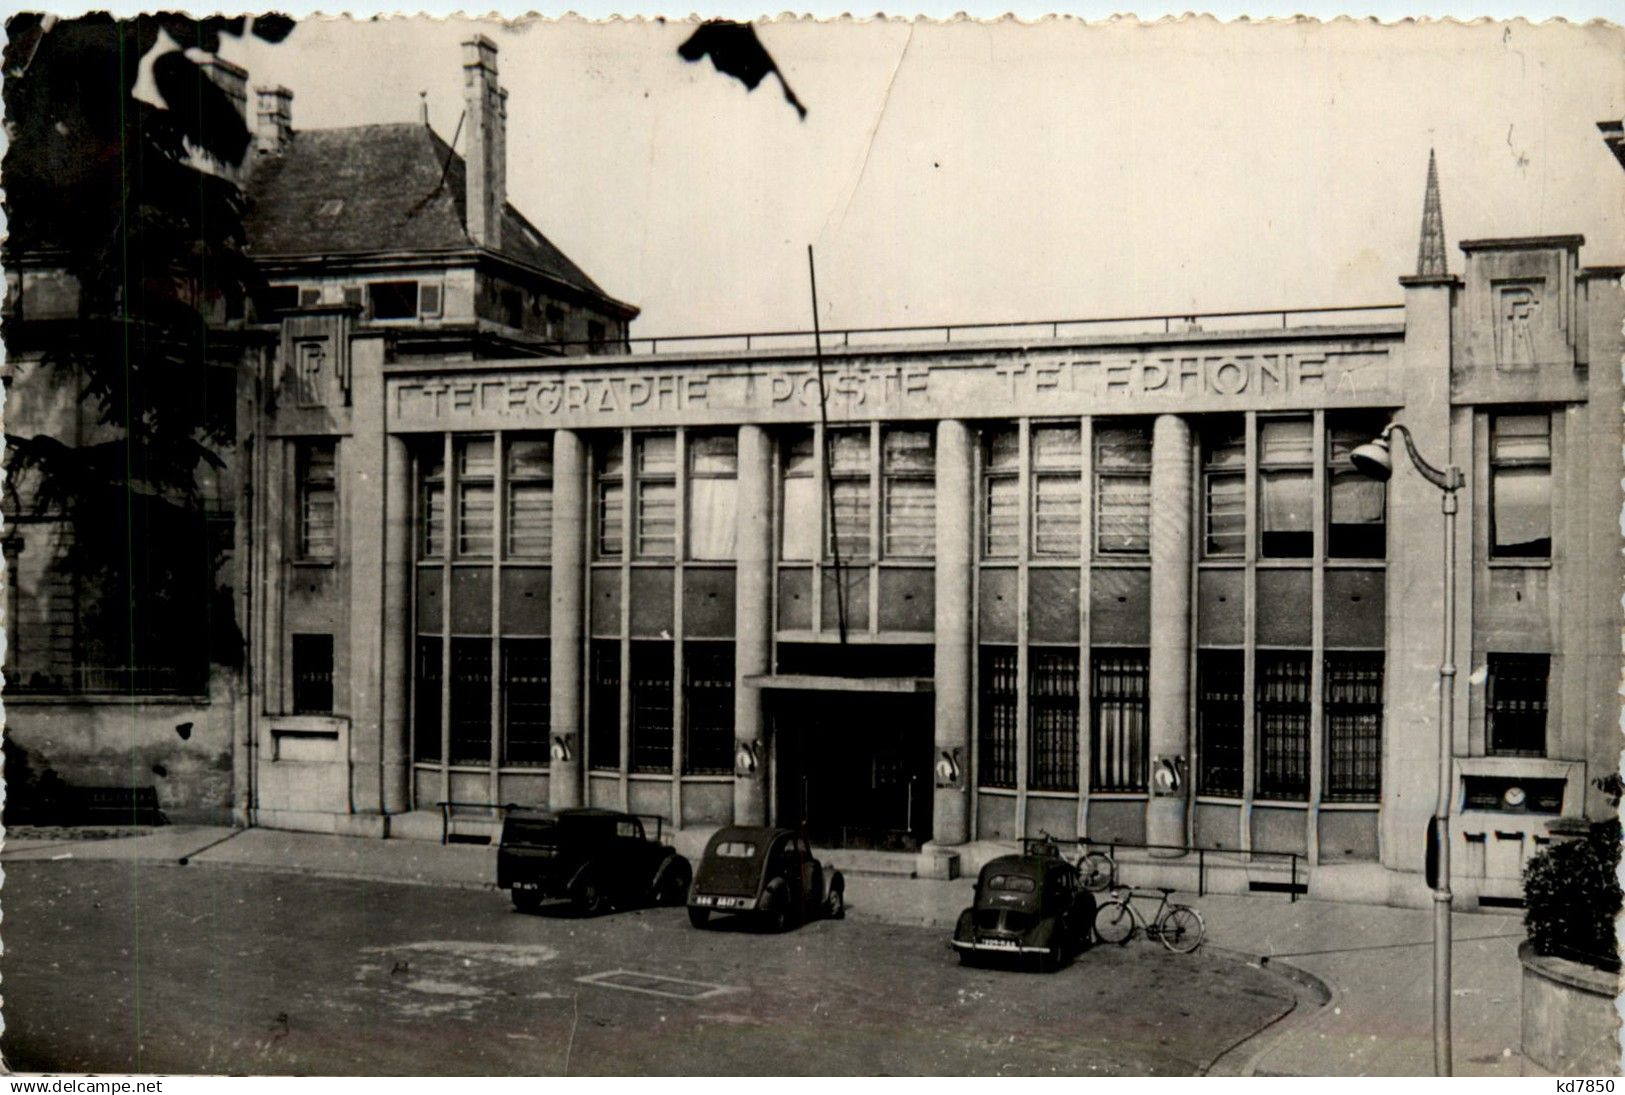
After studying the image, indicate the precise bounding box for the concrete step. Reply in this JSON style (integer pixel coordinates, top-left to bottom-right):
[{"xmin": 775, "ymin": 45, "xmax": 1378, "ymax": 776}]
[{"xmin": 818, "ymin": 848, "xmax": 921, "ymax": 879}]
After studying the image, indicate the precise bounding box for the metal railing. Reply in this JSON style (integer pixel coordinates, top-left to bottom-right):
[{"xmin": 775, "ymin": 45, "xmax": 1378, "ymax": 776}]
[
  {"xmin": 436, "ymin": 800, "xmax": 522, "ymax": 845},
  {"xmin": 545, "ymin": 303, "xmax": 1405, "ymax": 358},
  {"xmin": 1079, "ymin": 838, "xmax": 1306, "ymax": 903},
  {"xmin": 8, "ymin": 665, "xmax": 208, "ymax": 696}
]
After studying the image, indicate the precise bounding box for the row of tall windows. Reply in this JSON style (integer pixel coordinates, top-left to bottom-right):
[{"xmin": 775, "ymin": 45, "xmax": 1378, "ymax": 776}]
[
  {"xmin": 1204, "ymin": 651, "xmax": 1384, "ymax": 802},
  {"xmin": 982, "ymin": 424, "xmax": 1152, "ymax": 558},
  {"xmin": 420, "ymin": 436, "xmax": 554, "ymax": 560},
  {"xmin": 779, "ymin": 427, "xmax": 938, "ymax": 562},
  {"xmin": 977, "ymin": 645, "xmax": 1385, "ymax": 802},
  {"xmin": 977, "ymin": 647, "xmax": 1150, "ymax": 793},
  {"xmin": 594, "ymin": 432, "xmax": 740, "ymax": 561},
  {"xmin": 585, "ymin": 639, "xmax": 737, "ymax": 775},
  {"xmin": 396, "ymin": 412, "xmax": 1554, "ymax": 568},
  {"xmin": 412, "ymin": 637, "xmax": 551, "ymax": 767},
  {"xmin": 1200, "ymin": 417, "xmax": 1390, "ymax": 559}
]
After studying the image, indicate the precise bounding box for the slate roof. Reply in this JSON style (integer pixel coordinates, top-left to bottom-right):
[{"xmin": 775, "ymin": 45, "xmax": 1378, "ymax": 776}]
[{"xmin": 243, "ymin": 122, "xmax": 633, "ymax": 314}]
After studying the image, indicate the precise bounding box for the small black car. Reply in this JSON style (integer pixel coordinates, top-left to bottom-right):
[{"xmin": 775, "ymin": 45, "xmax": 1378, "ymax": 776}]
[
  {"xmin": 951, "ymin": 839, "xmax": 1096, "ymax": 970},
  {"xmin": 687, "ymin": 825, "xmax": 845, "ymax": 932},
  {"xmin": 497, "ymin": 807, "xmax": 692, "ymax": 915}
]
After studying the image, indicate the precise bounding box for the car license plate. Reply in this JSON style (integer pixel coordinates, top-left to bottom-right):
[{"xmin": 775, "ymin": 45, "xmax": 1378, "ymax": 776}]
[
  {"xmin": 980, "ymin": 938, "xmax": 1018, "ymax": 950},
  {"xmin": 694, "ymin": 895, "xmax": 717, "ymax": 907},
  {"xmin": 514, "ymin": 881, "xmax": 540, "ymax": 892}
]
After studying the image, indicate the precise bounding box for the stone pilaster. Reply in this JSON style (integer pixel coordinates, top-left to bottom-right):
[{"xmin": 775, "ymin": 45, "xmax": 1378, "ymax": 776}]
[
  {"xmin": 380, "ymin": 434, "xmax": 412, "ymax": 814},
  {"xmin": 1383, "ymin": 273, "xmax": 1459, "ymax": 873},
  {"xmin": 1147, "ymin": 413, "xmax": 1192, "ymax": 849},
  {"xmin": 932, "ymin": 419, "xmax": 974, "ymax": 845},
  {"xmin": 549, "ymin": 429, "xmax": 586, "ymax": 809},
  {"xmin": 347, "ymin": 335, "xmax": 387, "ymax": 815},
  {"xmin": 733, "ymin": 425, "xmax": 773, "ymax": 825}
]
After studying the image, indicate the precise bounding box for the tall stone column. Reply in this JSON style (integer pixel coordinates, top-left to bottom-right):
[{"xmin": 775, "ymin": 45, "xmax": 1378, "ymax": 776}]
[
  {"xmin": 733, "ymin": 424, "xmax": 773, "ymax": 825},
  {"xmin": 549, "ymin": 429, "xmax": 586, "ymax": 809},
  {"xmin": 1382, "ymin": 273, "xmax": 1458, "ymax": 873},
  {"xmin": 1147, "ymin": 414, "xmax": 1193, "ymax": 849},
  {"xmin": 380, "ymin": 434, "xmax": 412, "ymax": 814},
  {"xmin": 932, "ymin": 419, "xmax": 974, "ymax": 846}
]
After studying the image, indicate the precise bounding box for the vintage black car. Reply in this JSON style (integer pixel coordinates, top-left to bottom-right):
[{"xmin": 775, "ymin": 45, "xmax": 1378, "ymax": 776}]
[
  {"xmin": 497, "ymin": 807, "xmax": 692, "ymax": 915},
  {"xmin": 687, "ymin": 825, "xmax": 845, "ymax": 932},
  {"xmin": 951, "ymin": 839, "xmax": 1096, "ymax": 970}
]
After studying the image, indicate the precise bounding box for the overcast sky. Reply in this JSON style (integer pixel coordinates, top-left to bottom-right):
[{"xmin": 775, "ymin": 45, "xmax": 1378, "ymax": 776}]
[{"xmin": 223, "ymin": 18, "xmax": 1624, "ymax": 338}]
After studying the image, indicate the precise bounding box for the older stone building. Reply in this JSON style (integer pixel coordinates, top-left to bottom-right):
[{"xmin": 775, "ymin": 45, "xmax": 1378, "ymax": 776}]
[{"xmin": 2, "ymin": 37, "xmax": 633, "ymax": 822}]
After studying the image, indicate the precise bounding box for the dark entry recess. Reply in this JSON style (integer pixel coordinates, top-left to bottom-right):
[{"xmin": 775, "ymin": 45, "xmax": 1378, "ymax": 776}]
[{"xmin": 771, "ymin": 690, "xmax": 932, "ymax": 852}]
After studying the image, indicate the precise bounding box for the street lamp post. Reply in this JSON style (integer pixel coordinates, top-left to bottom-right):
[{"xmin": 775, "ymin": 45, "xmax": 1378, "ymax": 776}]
[{"xmin": 1349, "ymin": 423, "xmax": 1462, "ymax": 1078}]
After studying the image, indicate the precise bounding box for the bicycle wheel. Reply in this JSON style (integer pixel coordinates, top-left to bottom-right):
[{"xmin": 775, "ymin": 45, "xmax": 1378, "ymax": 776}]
[
  {"xmin": 1093, "ymin": 900, "xmax": 1136, "ymax": 945},
  {"xmin": 1157, "ymin": 905, "xmax": 1205, "ymax": 953},
  {"xmin": 1079, "ymin": 851, "xmax": 1115, "ymax": 892}
]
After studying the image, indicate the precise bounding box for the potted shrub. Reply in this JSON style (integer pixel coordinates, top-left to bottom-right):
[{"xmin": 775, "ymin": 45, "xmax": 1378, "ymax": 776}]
[{"xmin": 1517, "ymin": 774, "xmax": 1622, "ymax": 1074}]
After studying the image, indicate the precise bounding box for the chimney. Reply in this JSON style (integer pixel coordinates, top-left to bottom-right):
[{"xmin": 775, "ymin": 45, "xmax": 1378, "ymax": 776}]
[
  {"xmin": 462, "ymin": 35, "xmax": 505, "ymax": 249},
  {"xmin": 255, "ymin": 85, "xmax": 294, "ymax": 155},
  {"xmin": 200, "ymin": 56, "xmax": 248, "ymax": 124}
]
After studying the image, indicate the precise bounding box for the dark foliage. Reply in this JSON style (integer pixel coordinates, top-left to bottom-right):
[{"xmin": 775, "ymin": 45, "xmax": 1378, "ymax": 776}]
[
  {"xmin": 3, "ymin": 13, "xmax": 287, "ymax": 679},
  {"xmin": 1523, "ymin": 775, "xmax": 1623, "ymax": 971},
  {"xmin": 1, "ymin": 736, "xmax": 69, "ymax": 824}
]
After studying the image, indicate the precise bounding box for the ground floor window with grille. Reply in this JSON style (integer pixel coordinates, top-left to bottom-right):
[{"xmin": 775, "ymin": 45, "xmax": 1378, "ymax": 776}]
[
  {"xmin": 1196, "ymin": 650, "xmax": 1244, "ymax": 797},
  {"xmin": 1029, "ymin": 647, "xmax": 1079, "ymax": 791},
  {"xmin": 1324, "ymin": 652, "xmax": 1382, "ymax": 801},
  {"xmin": 502, "ymin": 639, "xmax": 549, "ymax": 766},
  {"xmin": 1091, "ymin": 649, "xmax": 1148, "ymax": 792},
  {"xmin": 2, "ymin": 506, "xmax": 214, "ymax": 696},
  {"xmin": 630, "ymin": 640, "xmax": 674, "ymax": 772},
  {"xmin": 684, "ymin": 642, "xmax": 735, "ymax": 774},
  {"xmin": 448, "ymin": 638, "xmax": 492, "ymax": 765},
  {"xmin": 978, "ymin": 646, "xmax": 1018, "ymax": 789},
  {"xmin": 588, "ymin": 640, "xmax": 620, "ymax": 770},
  {"xmin": 1256, "ymin": 651, "xmax": 1311, "ymax": 800},
  {"xmin": 1486, "ymin": 652, "xmax": 1549, "ymax": 757},
  {"xmin": 413, "ymin": 637, "xmax": 442, "ymax": 761},
  {"xmin": 291, "ymin": 633, "xmax": 334, "ymax": 714}
]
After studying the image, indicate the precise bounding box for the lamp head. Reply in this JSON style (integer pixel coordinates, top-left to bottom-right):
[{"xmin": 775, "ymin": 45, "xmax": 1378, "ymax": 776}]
[{"xmin": 1349, "ymin": 434, "xmax": 1394, "ymax": 481}]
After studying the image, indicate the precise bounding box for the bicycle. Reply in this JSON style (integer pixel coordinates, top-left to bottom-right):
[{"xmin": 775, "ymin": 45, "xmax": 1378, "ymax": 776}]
[
  {"xmin": 1076, "ymin": 846, "xmax": 1116, "ymax": 893},
  {"xmin": 1092, "ymin": 886, "xmax": 1206, "ymax": 953}
]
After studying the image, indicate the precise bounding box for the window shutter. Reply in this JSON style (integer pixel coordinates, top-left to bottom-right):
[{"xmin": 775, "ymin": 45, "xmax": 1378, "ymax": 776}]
[{"xmin": 419, "ymin": 282, "xmax": 443, "ymax": 318}]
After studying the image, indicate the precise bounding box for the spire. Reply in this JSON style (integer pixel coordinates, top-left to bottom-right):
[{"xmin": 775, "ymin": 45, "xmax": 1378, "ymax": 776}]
[{"xmin": 1415, "ymin": 149, "xmax": 1448, "ymax": 277}]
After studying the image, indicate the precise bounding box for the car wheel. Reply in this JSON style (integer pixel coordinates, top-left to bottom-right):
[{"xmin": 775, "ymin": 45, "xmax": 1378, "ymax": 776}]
[
  {"xmin": 511, "ymin": 889, "xmax": 542, "ymax": 914},
  {"xmin": 827, "ymin": 885, "xmax": 845, "ymax": 921},
  {"xmin": 658, "ymin": 860, "xmax": 692, "ymax": 907},
  {"xmin": 957, "ymin": 950, "xmax": 980, "ymax": 968},
  {"xmin": 687, "ymin": 906, "xmax": 710, "ymax": 929},
  {"xmin": 578, "ymin": 876, "xmax": 609, "ymax": 916},
  {"xmin": 762, "ymin": 892, "xmax": 791, "ymax": 934}
]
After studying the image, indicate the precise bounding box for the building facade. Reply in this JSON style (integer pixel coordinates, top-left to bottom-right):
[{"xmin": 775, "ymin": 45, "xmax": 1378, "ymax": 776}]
[
  {"xmin": 248, "ymin": 185, "xmax": 1623, "ymax": 905},
  {"xmin": 6, "ymin": 31, "xmax": 1620, "ymax": 910}
]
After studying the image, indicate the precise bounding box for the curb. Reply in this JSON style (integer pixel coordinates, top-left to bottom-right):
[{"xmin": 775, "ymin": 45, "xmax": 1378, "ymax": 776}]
[
  {"xmin": 1201, "ymin": 945, "xmax": 1337, "ymax": 1077},
  {"xmin": 171, "ymin": 855, "xmax": 503, "ymax": 894}
]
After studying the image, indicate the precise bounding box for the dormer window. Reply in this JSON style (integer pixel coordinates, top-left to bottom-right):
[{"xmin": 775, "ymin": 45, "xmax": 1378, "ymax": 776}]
[
  {"xmin": 264, "ymin": 285, "xmax": 299, "ymax": 314},
  {"xmin": 368, "ymin": 280, "xmax": 419, "ymax": 320}
]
